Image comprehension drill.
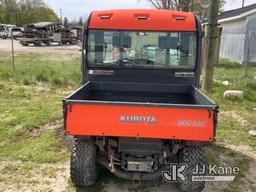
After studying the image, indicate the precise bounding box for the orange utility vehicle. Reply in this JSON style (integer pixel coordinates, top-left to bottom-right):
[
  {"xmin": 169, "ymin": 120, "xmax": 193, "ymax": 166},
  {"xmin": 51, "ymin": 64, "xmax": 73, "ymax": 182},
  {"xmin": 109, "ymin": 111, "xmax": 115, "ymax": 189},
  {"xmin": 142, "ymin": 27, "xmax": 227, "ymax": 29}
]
[{"xmin": 63, "ymin": 9, "xmax": 218, "ymax": 192}]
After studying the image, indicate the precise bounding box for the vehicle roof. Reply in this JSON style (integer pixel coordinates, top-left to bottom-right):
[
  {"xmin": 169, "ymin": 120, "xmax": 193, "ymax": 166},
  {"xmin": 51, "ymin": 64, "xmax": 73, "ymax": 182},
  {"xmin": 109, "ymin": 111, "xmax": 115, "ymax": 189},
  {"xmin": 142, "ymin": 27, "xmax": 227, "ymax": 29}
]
[{"xmin": 88, "ymin": 9, "xmax": 197, "ymax": 31}]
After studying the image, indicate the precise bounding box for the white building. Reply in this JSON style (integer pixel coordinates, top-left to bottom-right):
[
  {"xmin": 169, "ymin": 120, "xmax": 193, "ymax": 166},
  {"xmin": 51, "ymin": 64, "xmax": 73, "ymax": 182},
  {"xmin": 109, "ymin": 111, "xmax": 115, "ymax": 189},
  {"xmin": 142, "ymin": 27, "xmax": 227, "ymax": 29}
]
[{"xmin": 219, "ymin": 3, "xmax": 256, "ymax": 65}]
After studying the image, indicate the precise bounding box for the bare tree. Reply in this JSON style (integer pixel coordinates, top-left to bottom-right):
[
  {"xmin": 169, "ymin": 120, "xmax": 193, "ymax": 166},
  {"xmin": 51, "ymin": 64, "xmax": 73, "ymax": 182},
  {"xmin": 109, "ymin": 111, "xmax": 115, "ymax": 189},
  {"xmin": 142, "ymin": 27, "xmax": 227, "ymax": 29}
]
[
  {"xmin": 242, "ymin": 0, "xmax": 245, "ymax": 7},
  {"xmin": 144, "ymin": 0, "xmax": 226, "ymax": 21},
  {"xmin": 145, "ymin": 0, "xmax": 195, "ymax": 11}
]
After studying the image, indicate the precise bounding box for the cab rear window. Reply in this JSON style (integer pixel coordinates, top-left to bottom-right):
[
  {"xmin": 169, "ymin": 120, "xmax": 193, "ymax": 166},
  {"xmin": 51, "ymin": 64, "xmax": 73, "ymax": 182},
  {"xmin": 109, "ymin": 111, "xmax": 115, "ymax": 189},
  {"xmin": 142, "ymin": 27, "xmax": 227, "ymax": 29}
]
[{"xmin": 87, "ymin": 30, "xmax": 197, "ymax": 70}]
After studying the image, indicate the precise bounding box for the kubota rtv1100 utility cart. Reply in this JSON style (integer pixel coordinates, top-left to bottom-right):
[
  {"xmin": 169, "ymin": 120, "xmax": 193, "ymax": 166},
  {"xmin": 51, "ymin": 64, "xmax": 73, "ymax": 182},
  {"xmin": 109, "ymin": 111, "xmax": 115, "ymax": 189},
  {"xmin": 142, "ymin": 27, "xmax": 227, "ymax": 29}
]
[{"xmin": 63, "ymin": 9, "xmax": 218, "ymax": 192}]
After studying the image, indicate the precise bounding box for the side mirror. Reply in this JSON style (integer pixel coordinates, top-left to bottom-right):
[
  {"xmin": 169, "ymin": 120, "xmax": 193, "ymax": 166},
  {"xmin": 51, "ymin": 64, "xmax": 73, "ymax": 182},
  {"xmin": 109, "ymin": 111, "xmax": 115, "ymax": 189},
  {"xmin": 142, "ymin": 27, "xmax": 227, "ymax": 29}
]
[{"xmin": 158, "ymin": 36, "xmax": 178, "ymax": 49}]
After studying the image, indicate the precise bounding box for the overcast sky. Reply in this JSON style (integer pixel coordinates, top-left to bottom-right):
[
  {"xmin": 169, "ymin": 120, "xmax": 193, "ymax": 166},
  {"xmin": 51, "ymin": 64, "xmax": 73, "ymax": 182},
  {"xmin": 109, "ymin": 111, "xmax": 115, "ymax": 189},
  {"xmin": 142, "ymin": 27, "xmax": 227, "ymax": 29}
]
[{"xmin": 45, "ymin": 0, "xmax": 256, "ymax": 20}]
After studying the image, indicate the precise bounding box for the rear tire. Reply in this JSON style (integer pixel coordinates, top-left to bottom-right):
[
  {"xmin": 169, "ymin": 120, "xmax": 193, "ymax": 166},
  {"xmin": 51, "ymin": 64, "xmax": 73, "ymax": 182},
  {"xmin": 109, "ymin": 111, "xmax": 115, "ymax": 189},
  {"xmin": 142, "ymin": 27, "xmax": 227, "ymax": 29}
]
[
  {"xmin": 176, "ymin": 146, "xmax": 206, "ymax": 192},
  {"xmin": 70, "ymin": 139, "xmax": 98, "ymax": 186}
]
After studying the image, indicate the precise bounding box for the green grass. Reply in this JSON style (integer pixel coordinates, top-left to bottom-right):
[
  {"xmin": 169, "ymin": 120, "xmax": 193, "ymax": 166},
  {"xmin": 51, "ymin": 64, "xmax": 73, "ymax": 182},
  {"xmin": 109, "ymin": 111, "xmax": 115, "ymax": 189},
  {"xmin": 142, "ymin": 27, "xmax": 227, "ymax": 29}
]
[
  {"xmin": 0, "ymin": 51, "xmax": 81, "ymax": 163},
  {"xmin": 210, "ymin": 59, "xmax": 256, "ymax": 149},
  {"xmin": 0, "ymin": 52, "xmax": 81, "ymax": 86},
  {"xmin": 0, "ymin": 52, "xmax": 255, "ymax": 191},
  {"xmin": 0, "ymin": 131, "xmax": 67, "ymax": 163}
]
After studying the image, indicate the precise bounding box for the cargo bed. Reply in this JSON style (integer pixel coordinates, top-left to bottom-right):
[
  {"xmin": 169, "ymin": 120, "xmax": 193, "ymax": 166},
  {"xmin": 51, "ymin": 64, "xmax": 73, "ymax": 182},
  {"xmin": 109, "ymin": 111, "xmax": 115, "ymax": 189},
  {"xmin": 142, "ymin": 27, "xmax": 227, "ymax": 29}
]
[
  {"xmin": 66, "ymin": 81, "xmax": 215, "ymax": 106},
  {"xmin": 64, "ymin": 82, "xmax": 218, "ymax": 141}
]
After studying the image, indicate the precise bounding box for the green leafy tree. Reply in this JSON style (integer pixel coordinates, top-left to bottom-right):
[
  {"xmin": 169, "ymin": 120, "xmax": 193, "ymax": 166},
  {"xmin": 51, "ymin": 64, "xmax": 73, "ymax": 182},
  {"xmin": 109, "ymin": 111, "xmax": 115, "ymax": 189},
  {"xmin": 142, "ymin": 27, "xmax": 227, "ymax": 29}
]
[
  {"xmin": 0, "ymin": 3, "xmax": 3, "ymax": 23},
  {"xmin": 0, "ymin": 0, "xmax": 59, "ymax": 26}
]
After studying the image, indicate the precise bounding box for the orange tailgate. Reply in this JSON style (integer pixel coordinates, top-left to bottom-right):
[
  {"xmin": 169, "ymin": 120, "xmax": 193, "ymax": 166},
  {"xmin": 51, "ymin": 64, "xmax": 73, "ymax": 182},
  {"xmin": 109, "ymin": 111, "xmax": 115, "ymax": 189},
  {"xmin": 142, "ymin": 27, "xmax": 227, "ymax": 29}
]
[{"xmin": 66, "ymin": 104, "xmax": 214, "ymax": 141}]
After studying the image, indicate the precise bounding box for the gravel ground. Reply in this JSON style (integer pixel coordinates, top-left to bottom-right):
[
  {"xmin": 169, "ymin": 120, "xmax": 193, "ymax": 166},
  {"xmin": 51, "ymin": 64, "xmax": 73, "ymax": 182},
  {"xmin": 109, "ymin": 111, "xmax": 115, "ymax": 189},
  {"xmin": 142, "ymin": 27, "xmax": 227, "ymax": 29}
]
[{"xmin": 0, "ymin": 39, "xmax": 81, "ymax": 53}]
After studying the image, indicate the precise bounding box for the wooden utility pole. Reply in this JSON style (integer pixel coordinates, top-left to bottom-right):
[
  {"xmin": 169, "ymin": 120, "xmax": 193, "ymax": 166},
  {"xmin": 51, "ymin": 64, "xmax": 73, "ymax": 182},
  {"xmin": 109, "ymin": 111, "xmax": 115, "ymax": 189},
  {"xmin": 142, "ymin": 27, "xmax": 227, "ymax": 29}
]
[
  {"xmin": 243, "ymin": 30, "xmax": 252, "ymax": 78},
  {"xmin": 242, "ymin": 0, "xmax": 245, "ymax": 7},
  {"xmin": 203, "ymin": 0, "xmax": 220, "ymax": 93}
]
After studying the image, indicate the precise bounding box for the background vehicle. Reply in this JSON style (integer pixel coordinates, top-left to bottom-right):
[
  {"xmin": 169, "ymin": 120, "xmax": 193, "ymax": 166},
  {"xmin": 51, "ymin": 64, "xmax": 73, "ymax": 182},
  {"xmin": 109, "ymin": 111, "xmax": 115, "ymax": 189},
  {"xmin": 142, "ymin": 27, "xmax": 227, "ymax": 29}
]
[
  {"xmin": 0, "ymin": 24, "xmax": 16, "ymax": 39},
  {"xmin": 63, "ymin": 9, "xmax": 218, "ymax": 192},
  {"xmin": 10, "ymin": 27, "xmax": 24, "ymax": 39},
  {"xmin": 0, "ymin": 24, "xmax": 5, "ymax": 38},
  {"xmin": 70, "ymin": 26, "xmax": 83, "ymax": 43},
  {"xmin": 20, "ymin": 22, "xmax": 78, "ymax": 46}
]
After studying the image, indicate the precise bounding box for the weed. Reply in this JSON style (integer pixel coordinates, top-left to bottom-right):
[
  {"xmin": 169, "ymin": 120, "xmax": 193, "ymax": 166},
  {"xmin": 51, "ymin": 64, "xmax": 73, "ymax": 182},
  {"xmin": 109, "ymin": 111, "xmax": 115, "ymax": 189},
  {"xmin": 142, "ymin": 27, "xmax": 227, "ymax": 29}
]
[
  {"xmin": 211, "ymin": 58, "xmax": 256, "ymax": 149},
  {"xmin": 0, "ymin": 52, "xmax": 79, "ymax": 162}
]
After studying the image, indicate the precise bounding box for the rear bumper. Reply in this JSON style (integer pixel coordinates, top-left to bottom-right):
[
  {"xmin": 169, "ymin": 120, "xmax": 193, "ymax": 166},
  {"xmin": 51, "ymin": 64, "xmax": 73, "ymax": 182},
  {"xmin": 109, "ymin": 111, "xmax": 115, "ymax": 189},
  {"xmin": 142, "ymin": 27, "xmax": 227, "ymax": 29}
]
[
  {"xmin": 97, "ymin": 157, "xmax": 168, "ymax": 181},
  {"xmin": 64, "ymin": 102, "xmax": 217, "ymax": 142}
]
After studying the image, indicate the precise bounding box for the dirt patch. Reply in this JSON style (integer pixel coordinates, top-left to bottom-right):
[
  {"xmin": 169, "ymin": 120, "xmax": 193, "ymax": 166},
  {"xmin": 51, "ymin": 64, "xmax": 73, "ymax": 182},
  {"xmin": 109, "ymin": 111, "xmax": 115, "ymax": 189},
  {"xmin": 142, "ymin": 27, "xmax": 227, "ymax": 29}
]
[
  {"xmin": 28, "ymin": 120, "xmax": 73, "ymax": 150},
  {"xmin": 103, "ymin": 180, "xmax": 178, "ymax": 192},
  {"xmin": 0, "ymin": 160, "xmax": 72, "ymax": 192},
  {"xmin": 0, "ymin": 39, "xmax": 81, "ymax": 54},
  {"xmin": 1, "ymin": 145, "xmax": 256, "ymax": 192},
  {"xmin": 247, "ymin": 161, "xmax": 256, "ymax": 190},
  {"xmin": 1, "ymin": 119, "xmax": 255, "ymax": 192},
  {"xmin": 213, "ymin": 144, "xmax": 256, "ymax": 192},
  {"xmin": 227, "ymin": 144, "xmax": 256, "ymax": 159},
  {"xmin": 221, "ymin": 111, "xmax": 250, "ymax": 126},
  {"xmin": 226, "ymin": 144, "xmax": 256, "ymax": 192},
  {"xmin": 30, "ymin": 120, "xmax": 63, "ymax": 137}
]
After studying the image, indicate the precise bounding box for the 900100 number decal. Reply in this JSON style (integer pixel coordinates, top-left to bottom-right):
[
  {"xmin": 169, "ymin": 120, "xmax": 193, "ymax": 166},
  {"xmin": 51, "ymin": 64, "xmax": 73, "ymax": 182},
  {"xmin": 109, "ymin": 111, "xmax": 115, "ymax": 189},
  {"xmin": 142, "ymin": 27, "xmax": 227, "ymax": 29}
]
[{"xmin": 177, "ymin": 120, "xmax": 206, "ymax": 128}]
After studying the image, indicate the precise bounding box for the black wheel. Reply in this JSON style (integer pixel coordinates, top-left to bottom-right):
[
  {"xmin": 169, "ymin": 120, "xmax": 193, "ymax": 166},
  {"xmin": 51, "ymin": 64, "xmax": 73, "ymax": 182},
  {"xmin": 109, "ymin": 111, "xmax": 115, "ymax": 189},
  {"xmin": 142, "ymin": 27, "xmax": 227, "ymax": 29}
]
[
  {"xmin": 34, "ymin": 41, "xmax": 41, "ymax": 46},
  {"xmin": 45, "ymin": 41, "xmax": 52, "ymax": 46},
  {"xmin": 21, "ymin": 42, "xmax": 29, "ymax": 46},
  {"xmin": 70, "ymin": 139, "xmax": 98, "ymax": 186},
  {"xmin": 176, "ymin": 146, "xmax": 206, "ymax": 192}
]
